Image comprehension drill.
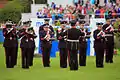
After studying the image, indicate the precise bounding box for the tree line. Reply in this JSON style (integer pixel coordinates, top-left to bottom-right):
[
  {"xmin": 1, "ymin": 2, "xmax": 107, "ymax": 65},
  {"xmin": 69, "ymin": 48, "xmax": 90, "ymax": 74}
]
[{"xmin": 0, "ymin": 0, "xmax": 47, "ymax": 23}]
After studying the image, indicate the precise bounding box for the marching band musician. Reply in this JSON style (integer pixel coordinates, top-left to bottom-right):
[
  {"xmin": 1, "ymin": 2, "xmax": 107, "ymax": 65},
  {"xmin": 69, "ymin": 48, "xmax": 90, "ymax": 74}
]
[
  {"xmin": 39, "ymin": 24, "xmax": 54, "ymax": 67},
  {"xmin": 19, "ymin": 21, "xmax": 37, "ymax": 69},
  {"xmin": 102, "ymin": 18, "xmax": 114, "ymax": 63},
  {"xmin": 79, "ymin": 21, "xmax": 91, "ymax": 66},
  {"xmin": 12, "ymin": 24, "xmax": 19, "ymax": 66},
  {"xmin": 3, "ymin": 21, "xmax": 18, "ymax": 68},
  {"xmin": 27, "ymin": 27, "xmax": 37, "ymax": 66},
  {"xmin": 56, "ymin": 21, "xmax": 68, "ymax": 68},
  {"xmin": 39, "ymin": 19, "xmax": 54, "ymax": 37},
  {"xmin": 93, "ymin": 22, "xmax": 105, "ymax": 68},
  {"xmin": 62, "ymin": 20, "xmax": 82, "ymax": 71}
]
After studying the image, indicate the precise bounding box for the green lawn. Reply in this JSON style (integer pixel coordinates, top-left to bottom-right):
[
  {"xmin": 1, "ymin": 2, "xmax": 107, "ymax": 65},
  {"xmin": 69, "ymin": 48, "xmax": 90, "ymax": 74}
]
[{"xmin": 0, "ymin": 43, "xmax": 120, "ymax": 80}]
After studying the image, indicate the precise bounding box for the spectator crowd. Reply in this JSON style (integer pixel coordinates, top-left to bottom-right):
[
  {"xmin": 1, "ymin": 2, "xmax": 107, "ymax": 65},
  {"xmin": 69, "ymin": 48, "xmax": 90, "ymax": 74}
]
[{"xmin": 36, "ymin": 0, "xmax": 120, "ymax": 24}]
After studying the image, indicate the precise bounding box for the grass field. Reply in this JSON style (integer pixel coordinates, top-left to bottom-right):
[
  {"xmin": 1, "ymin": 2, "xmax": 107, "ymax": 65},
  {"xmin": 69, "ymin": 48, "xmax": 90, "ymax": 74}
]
[{"xmin": 0, "ymin": 43, "xmax": 120, "ymax": 80}]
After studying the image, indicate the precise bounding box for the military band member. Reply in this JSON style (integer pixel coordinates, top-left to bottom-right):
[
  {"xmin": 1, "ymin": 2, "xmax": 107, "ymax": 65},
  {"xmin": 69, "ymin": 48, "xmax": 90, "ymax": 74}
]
[
  {"xmin": 79, "ymin": 21, "xmax": 91, "ymax": 66},
  {"xmin": 19, "ymin": 22, "xmax": 36, "ymax": 69},
  {"xmin": 39, "ymin": 19, "xmax": 54, "ymax": 37},
  {"xmin": 39, "ymin": 25, "xmax": 53, "ymax": 67},
  {"xmin": 13, "ymin": 24, "xmax": 18, "ymax": 66},
  {"xmin": 93, "ymin": 22, "xmax": 105, "ymax": 68},
  {"xmin": 63, "ymin": 20, "xmax": 82, "ymax": 71},
  {"xmin": 56, "ymin": 21, "xmax": 67, "ymax": 68},
  {"xmin": 27, "ymin": 27, "xmax": 37, "ymax": 66},
  {"xmin": 3, "ymin": 21, "xmax": 18, "ymax": 68},
  {"xmin": 102, "ymin": 18, "xmax": 114, "ymax": 63}
]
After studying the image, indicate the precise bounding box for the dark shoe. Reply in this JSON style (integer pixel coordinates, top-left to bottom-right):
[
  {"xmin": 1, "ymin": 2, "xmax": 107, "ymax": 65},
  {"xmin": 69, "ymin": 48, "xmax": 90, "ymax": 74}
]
[
  {"xmin": 70, "ymin": 69, "xmax": 78, "ymax": 71},
  {"xmin": 44, "ymin": 65, "xmax": 50, "ymax": 67},
  {"xmin": 7, "ymin": 66, "xmax": 14, "ymax": 68},
  {"xmin": 25, "ymin": 66, "xmax": 29, "ymax": 69},
  {"xmin": 96, "ymin": 65, "xmax": 104, "ymax": 68},
  {"xmin": 105, "ymin": 61, "xmax": 109, "ymax": 63},
  {"xmin": 110, "ymin": 60, "xmax": 113, "ymax": 63},
  {"xmin": 22, "ymin": 66, "xmax": 26, "ymax": 69},
  {"xmin": 60, "ymin": 66, "xmax": 67, "ymax": 68},
  {"xmin": 29, "ymin": 63, "xmax": 33, "ymax": 66},
  {"xmin": 22, "ymin": 66, "xmax": 29, "ymax": 69},
  {"xmin": 80, "ymin": 64, "xmax": 86, "ymax": 66},
  {"xmin": 29, "ymin": 64, "xmax": 33, "ymax": 66}
]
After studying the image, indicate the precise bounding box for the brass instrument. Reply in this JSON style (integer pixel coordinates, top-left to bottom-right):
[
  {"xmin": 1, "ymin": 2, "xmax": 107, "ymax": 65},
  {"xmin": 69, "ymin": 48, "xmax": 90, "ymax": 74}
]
[
  {"xmin": 26, "ymin": 27, "xmax": 37, "ymax": 38},
  {"xmin": 44, "ymin": 29, "xmax": 56, "ymax": 41},
  {"xmin": 105, "ymin": 25, "xmax": 117, "ymax": 32},
  {"xmin": 97, "ymin": 30, "xmax": 105, "ymax": 37},
  {"xmin": 80, "ymin": 28, "xmax": 91, "ymax": 38},
  {"xmin": 44, "ymin": 30, "xmax": 50, "ymax": 41}
]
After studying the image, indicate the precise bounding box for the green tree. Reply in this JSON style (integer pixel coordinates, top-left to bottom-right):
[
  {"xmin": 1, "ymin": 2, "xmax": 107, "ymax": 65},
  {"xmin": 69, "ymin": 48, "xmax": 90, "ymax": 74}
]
[
  {"xmin": 19, "ymin": 0, "xmax": 32, "ymax": 13},
  {"xmin": 0, "ymin": 0, "xmax": 23, "ymax": 23}
]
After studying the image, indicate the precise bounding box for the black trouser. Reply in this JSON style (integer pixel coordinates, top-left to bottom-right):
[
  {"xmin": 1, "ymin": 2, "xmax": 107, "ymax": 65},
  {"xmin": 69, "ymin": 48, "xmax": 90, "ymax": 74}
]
[
  {"xmin": 21, "ymin": 48, "xmax": 30, "ymax": 68},
  {"xmin": 29, "ymin": 47, "xmax": 35, "ymax": 66},
  {"xmin": 94, "ymin": 42, "xmax": 104, "ymax": 67},
  {"xmin": 14, "ymin": 46, "xmax": 18, "ymax": 66},
  {"xmin": 42, "ymin": 46, "xmax": 51, "ymax": 67},
  {"xmin": 105, "ymin": 45, "xmax": 114, "ymax": 63},
  {"xmin": 59, "ymin": 48, "xmax": 68, "ymax": 68},
  {"xmin": 69, "ymin": 49, "xmax": 78, "ymax": 70},
  {"xmin": 4, "ymin": 47, "xmax": 16, "ymax": 68},
  {"xmin": 79, "ymin": 42, "xmax": 87, "ymax": 66}
]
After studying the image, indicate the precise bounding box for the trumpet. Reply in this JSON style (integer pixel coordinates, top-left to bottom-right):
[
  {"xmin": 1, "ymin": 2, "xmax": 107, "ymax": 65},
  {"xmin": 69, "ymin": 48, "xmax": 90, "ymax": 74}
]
[
  {"xmin": 26, "ymin": 27, "xmax": 34, "ymax": 34},
  {"xmin": 80, "ymin": 28, "xmax": 86, "ymax": 36},
  {"xmin": 80, "ymin": 28, "xmax": 91, "ymax": 38},
  {"xmin": 44, "ymin": 29, "xmax": 56, "ymax": 41},
  {"xmin": 44, "ymin": 30, "xmax": 51, "ymax": 41},
  {"xmin": 105, "ymin": 25, "xmax": 120, "ymax": 32},
  {"xmin": 105, "ymin": 25, "xmax": 115, "ymax": 32}
]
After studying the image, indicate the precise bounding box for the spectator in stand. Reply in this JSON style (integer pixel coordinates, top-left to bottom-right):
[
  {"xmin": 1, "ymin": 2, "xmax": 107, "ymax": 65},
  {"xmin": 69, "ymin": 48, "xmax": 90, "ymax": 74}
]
[
  {"xmin": 117, "ymin": 7, "xmax": 120, "ymax": 18},
  {"xmin": 78, "ymin": 0, "xmax": 84, "ymax": 5},
  {"xmin": 95, "ymin": 0, "xmax": 100, "ymax": 6},
  {"xmin": 116, "ymin": 0, "xmax": 120, "ymax": 4},
  {"xmin": 111, "ymin": 9, "xmax": 117, "ymax": 18},
  {"xmin": 95, "ymin": 7, "xmax": 100, "ymax": 18},
  {"xmin": 108, "ymin": 9, "xmax": 113, "ymax": 19},
  {"xmin": 63, "ymin": 15, "xmax": 69, "ymax": 22},
  {"xmin": 82, "ymin": 6, "xmax": 87, "ymax": 15},
  {"xmin": 86, "ymin": 5, "xmax": 94, "ymax": 16},
  {"xmin": 47, "ymin": 11, "xmax": 51, "ymax": 18},
  {"xmin": 77, "ymin": 4, "xmax": 83, "ymax": 12},
  {"xmin": 73, "ymin": 0, "xmax": 79, "ymax": 7},
  {"xmin": 110, "ymin": 0, "xmax": 116, "ymax": 3},
  {"xmin": 36, "ymin": 1, "xmax": 120, "ymax": 22},
  {"xmin": 36, "ymin": 9, "xmax": 43, "ymax": 18},
  {"xmin": 51, "ymin": 2, "xmax": 56, "ymax": 10},
  {"xmin": 105, "ymin": 8, "xmax": 109, "ymax": 19},
  {"xmin": 90, "ymin": 0, "xmax": 95, "ymax": 5},
  {"xmin": 59, "ymin": 5, "xmax": 63, "ymax": 12},
  {"xmin": 100, "ymin": 6, "xmax": 105, "ymax": 18}
]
